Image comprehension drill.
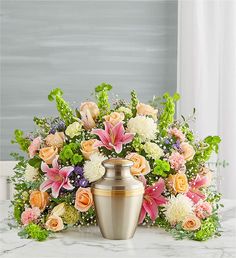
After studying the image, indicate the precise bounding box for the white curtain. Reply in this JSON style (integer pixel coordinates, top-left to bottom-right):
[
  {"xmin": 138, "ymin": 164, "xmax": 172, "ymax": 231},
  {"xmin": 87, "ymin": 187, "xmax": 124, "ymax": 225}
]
[{"xmin": 177, "ymin": 0, "xmax": 236, "ymax": 199}]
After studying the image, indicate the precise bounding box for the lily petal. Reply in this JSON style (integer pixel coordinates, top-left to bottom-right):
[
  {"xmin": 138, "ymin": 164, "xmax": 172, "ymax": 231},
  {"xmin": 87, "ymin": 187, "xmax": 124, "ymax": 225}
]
[
  {"xmin": 51, "ymin": 181, "xmax": 64, "ymax": 198},
  {"xmin": 143, "ymin": 198, "xmax": 158, "ymax": 221},
  {"xmin": 122, "ymin": 133, "xmax": 134, "ymax": 144},
  {"xmin": 139, "ymin": 206, "xmax": 147, "ymax": 224},
  {"xmin": 63, "ymin": 181, "xmax": 74, "ymax": 190},
  {"xmin": 91, "ymin": 128, "xmax": 110, "ymax": 146},
  {"xmin": 52, "ymin": 156, "xmax": 59, "ymax": 170},
  {"xmin": 40, "ymin": 179, "xmax": 53, "ymax": 192},
  {"xmin": 59, "ymin": 166, "xmax": 74, "ymax": 178},
  {"xmin": 146, "ymin": 178, "xmax": 165, "ymax": 199},
  {"xmin": 41, "ymin": 162, "xmax": 50, "ymax": 173}
]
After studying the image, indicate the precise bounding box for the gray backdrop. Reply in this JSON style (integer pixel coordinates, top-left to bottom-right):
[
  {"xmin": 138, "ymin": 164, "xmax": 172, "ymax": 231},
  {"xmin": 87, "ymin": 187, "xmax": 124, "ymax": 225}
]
[{"xmin": 0, "ymin": 0, "xmax": 177, "ymax": 160}]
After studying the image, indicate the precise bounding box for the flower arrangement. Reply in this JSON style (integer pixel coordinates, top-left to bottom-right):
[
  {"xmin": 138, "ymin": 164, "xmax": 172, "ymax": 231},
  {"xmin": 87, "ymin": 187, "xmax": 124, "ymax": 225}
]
[{"xmin": 11, "ymin": 83, "xmax": 222, "ymax": 241}]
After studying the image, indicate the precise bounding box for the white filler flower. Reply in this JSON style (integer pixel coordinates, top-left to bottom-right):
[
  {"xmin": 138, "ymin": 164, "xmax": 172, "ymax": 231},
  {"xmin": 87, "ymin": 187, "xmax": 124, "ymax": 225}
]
[
  {"xmin": 24, "ymin": 164, "xmax": 39, "ymax": 182},
  {"xmin": 83, "ymin": 153, "xmax": 107, "ymax": 182}
]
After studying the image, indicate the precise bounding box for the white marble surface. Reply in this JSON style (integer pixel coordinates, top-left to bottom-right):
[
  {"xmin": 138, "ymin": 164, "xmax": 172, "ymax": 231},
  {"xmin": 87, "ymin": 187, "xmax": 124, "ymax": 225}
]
[{"xmin": 0, "ymin": 200, "xmax": 235, "ymax": 258}]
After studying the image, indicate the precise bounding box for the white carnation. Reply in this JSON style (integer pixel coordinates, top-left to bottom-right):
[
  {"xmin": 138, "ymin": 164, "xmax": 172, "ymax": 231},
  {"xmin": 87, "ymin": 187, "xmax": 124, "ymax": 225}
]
[
  {"xmin": 83, "ymin": 153, "xmax": 107, "ymax": 183},
  {"xmin": 127, "ymin": 116, "xmax": 156, "ymax": 141},
  {"xmin": 24, "ymin": 164, "xmax": 39, "ymax": 182},
  {"xmin": 164, "ymin": 194, "xmax": 193, "ymax": 225},
  {"xmin": 143, "ymin": 142, "xmax": 164, "ymax": 160}
]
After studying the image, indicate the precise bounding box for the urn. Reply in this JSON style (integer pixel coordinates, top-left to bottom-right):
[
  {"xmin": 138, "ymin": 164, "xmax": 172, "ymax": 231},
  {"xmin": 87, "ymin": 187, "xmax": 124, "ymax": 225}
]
[{"xmin": 91, "ymin": 158, "xmax": 144, "ymax": 240}]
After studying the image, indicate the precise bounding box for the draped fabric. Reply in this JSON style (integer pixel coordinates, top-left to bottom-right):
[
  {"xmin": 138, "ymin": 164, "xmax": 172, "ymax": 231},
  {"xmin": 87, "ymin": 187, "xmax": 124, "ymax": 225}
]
[{"xmin": 177, "ymin": 0, "xmax": 236, "ymax": 198}]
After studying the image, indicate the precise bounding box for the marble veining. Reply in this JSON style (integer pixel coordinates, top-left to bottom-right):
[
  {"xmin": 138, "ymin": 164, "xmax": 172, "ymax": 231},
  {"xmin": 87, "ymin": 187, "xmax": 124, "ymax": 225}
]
[{"xmin": 0, "ymin": 199, "xmax": 235, "ymax": 258}]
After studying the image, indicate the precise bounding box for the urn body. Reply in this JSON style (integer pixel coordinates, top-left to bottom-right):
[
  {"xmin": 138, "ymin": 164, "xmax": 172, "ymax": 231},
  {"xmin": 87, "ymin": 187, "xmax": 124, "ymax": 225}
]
[{"xmin": 91, "ymin": 158, "xmax": 144, "ymax": 240}]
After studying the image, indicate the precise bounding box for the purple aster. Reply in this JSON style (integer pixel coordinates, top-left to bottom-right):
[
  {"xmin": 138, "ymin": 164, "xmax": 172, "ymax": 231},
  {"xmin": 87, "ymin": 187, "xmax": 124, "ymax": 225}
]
[{"xmin": 73, "ymin": 166, "xmax": 84, "ymax": 176}]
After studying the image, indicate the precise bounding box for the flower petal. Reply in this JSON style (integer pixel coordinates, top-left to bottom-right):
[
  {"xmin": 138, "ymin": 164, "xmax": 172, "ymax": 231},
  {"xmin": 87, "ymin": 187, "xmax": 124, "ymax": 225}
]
[
  {"xmin": 40, "ymin": 179, "xmax": 53, "ymax": 192},
  {"xmin": 143, "ymin": 198, "xmax": 158, "ymax": 221},
  {"xmin": 112, "ymin": 122, "xmax": 124, "ymax": 143},
  {"xmin": 41, "ymin": 162, "xmax": 50, "ymax": 173},
  {"xmin": 63, "ymin": 180, "xmax": 74, "ymax": 190},
  {"xmin": 59, "ymin": 166, "xmax": 74, "ymax": 178},
  {"xmin": 52, "ymin": 156, "xmax": 59, "ymax": 170},
  {"xmin": 139, "ymin": 206, "xmax": 147, "ymax": 224},
  {"xmin": 91, "ymin": 128, "xmax": 110, "ymax": 146},
  {"xmin": 122, "ymin": 133, "xmax": 134, "ymax": 144},
  {"xmin": 146, "ymin": 178, "xmax": 165, "ymax": 199},
  {"xmin": 51, "ymin": 181, "xmax": 64, "ymax": 198},
  {"xmin": 114, "ymin": 143, "xmax": 123, "ymax": 153}
]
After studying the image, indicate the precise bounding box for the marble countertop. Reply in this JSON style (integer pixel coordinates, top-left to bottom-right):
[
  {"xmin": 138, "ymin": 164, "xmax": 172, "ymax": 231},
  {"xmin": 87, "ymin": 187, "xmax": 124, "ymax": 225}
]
[{"xmin": 0, "ymin": 200, "xmax": 235, "ymax": 258}]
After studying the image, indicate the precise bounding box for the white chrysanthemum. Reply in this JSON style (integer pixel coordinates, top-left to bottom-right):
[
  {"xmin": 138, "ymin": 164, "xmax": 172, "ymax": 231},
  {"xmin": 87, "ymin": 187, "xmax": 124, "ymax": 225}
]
[
  {"xmin": 127, "ymin": 116, "xmax": 156, "ymax": 141},
  {"xmin": 24, "ymin": 164, "xmax": 39, "ymax": 182},
  {"xmin": 143, "ymin": 142, "xmax": 164, "ymax": 160},
  {"xmin": 83, "ymin": 153, "xmax": 107, "ymax": 182},
  {"xmin": 164, "ymin": 194, "xmax": 193, "ymax": 225}
]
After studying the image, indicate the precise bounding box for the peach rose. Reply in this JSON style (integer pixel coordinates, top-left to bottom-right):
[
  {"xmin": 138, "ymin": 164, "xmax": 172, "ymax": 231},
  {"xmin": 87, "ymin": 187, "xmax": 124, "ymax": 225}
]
[
  {"xmin": 75, "ymin": 187, "xmax": 93, "ymax": 212},
  {"xmin": 80, "ymin": 102, "xmax": 99, "ymax": 130},
  {"xmin": 39, "ymin": 146, "xmax": 58, "ymax": 164},
  {"xmin": 103, "ymin": 112, "xmax": 125, "ymax": 126},
  {"xmin": 136, "ymin": 103, "xmax": 158, "ymax": 121},
  {"xmin": 80, "ymin": 139, "xmax": 99, "ymax": 160},
  {"xmin": 126, "ymin": 153, "xmax": 150, "ymax": 176},
  {"xmin": 45, "ymin": 132, "xmax": 65, "ymax": 149},
  {"xmin": 45, "ymin": 215, "xmax": 64, "ymax": 232},
  {"xmin": 29, "ymin": 190, "xmax": 50, "ymax": 211},
  {"xmin": 168, "ymin": 173, "xmax": 189, "ymax": 194},
  {"xmin": 180, "ymin": 142, "xmax": 195, "ymax": 161},
  {"xmin": 182, "ymin": 214, "xmax": 201, "ymax": 231}
]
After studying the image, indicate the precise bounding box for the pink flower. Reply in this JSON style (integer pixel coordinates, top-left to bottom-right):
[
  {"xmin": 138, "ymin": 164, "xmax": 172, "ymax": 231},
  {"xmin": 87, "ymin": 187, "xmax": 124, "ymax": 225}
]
[
  {"xmin": 139, "ymin": 177, "xmax": 167, "ymax": 224},
  {"xmin": 28, "ymin": 137, "xmax": 41, "ymax": 158},
  {"xmin": 169, "ymin": 151, "xmax": 186, "ymax": 171},
  {"xmin": 91, "ymin": 122, "xmax": 134, "ymax": 153},
  {"xmin": 186, "ymin": 175, "xmax": 208, "ymax": 204},
  {"xmin": 40, "ymin": 156, "xmax": 74, "ymax": 198},
  {"xmin": 194, "ymin": 201, "xmax": 212, "ymax": 219},
  {"xmin": 21, "ymin": 207, "xmax": 40, "ymax": 225},
  {"xmin": 168, "ymin": 127, "xmax": 185, "ymax": 142}
]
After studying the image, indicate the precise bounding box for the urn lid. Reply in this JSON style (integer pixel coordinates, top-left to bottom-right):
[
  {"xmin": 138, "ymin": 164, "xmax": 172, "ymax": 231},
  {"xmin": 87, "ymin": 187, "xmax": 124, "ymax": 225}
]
[{"xmin": 102, "ymin": 158, "xmax": 133, "ymax": 168}]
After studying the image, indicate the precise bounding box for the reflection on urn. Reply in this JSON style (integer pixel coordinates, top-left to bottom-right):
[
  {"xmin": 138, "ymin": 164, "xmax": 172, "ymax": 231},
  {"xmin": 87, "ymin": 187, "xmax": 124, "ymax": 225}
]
[{"xmin": 92, "ymin": 158, "xmax": 144, "ymax": 240}]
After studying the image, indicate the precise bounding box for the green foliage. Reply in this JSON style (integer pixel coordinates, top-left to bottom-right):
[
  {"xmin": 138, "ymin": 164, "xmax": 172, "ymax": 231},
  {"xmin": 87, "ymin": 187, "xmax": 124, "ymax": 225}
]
[
  {"xmin": 48, "ymin": 88, "xmax": 77, "ymax": 126},
  {"xmin": 193, "ymin": 216, "xmax": 220, "ymax": 241},
  {"xmin": 186, "ymin": 136, "xmax": 221, "ymax": 179},
  {"xmin": 158, "ymin": 93, "xmax": 180, "ymax": 136},
  {"xmin": 11, "ymin": 129, "xmax": 30, "ymax": 152},
  {"xmin": 130, "ymin": 90, "xmax": 139, "ymax": 116},
  {"xmin": 33, "ymin": 117, "xmax": 51, "ymax": 133},
  {"xmin": 13, "ymin": 203, "xmax": 24, "ymax": 223},
  {"xmin": 153, "ymin": 160, "xmax": 170, "ymax": 177},
  {"xmin": 95, "ymin": 82, "xmax": 112, "ymax": 118},
  {"xmin": 78, "ymin": 207, "xmax": 97, "ymax": 226},
  {"xmin": 18, "ymin": 223, "xmax": 49, "ymax": 241},
  {"xmin": 59, "ymin": 143, "xmax": 83, "ymax": 165},
  {"xmin": 28, "ymin": 156, "xmax": 42, "ymax": 168},
  {"xmin": 132, "ymin": 135, "xmax": 143, "ymax": 152}
]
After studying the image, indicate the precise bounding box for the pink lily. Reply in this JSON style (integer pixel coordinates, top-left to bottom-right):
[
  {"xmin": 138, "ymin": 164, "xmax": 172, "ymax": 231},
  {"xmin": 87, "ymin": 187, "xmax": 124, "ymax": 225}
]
[
  {"xmin": 186, "ymin": 175, "xmax": 208, "ymax": 204},
  {"xmin": 139, "ymin": 177, "xmax": 167, "ymax": 224},
  {"xmin": 91, "ymin": 122, "xmax": 134, "ymax": 153},
  {"xmin": 40, "ymin": 156, "xmax": 74, "ymax": 198}
]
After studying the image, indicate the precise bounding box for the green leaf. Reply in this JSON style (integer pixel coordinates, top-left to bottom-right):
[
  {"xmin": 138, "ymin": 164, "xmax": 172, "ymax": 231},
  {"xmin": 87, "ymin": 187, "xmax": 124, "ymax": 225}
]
[{"xmin": 28, "ymin": 156, "xmax": 42, "ymax": 168}]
